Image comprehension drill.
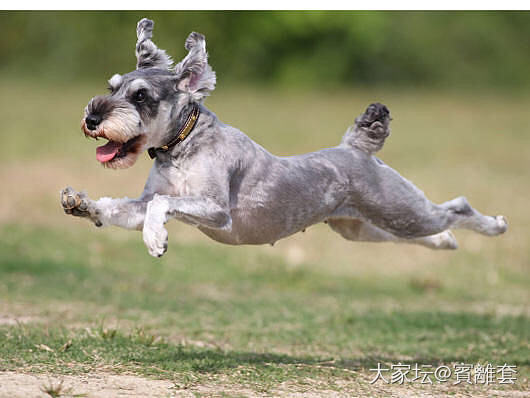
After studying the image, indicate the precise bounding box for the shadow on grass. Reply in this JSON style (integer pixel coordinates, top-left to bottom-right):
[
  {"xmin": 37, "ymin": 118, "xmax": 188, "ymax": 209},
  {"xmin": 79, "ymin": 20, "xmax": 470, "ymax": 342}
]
[
  {"xmin": 140, "ymin": 348, "xmax": 429, "ymax": 373},
  {"xmin": 139, "ymin": 347, "xmax": 530, "ymax": 374}
]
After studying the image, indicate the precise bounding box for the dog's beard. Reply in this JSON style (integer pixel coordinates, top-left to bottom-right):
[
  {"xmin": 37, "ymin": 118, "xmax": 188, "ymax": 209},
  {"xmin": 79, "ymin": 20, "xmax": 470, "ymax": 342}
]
[{"xmin": 82, "ymin": 107, "xmax": 146, "ymax": 169}]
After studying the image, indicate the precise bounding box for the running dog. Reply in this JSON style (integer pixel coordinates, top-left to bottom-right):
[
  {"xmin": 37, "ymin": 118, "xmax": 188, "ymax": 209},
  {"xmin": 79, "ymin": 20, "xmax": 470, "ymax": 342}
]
[{"xmin": 61, "ymin": 18, "xmax": 507, "ymax": 257}]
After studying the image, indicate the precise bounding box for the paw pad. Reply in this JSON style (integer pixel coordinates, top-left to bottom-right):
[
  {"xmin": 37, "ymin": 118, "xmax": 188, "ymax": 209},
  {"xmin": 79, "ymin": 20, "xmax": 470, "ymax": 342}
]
[
  {"xmin": 60, "ymin": 187, "xmax": 97, "ymax": 225},
  {"xmin": 61, "ymin": 188, "xmax": 82, "ymax": 211}
]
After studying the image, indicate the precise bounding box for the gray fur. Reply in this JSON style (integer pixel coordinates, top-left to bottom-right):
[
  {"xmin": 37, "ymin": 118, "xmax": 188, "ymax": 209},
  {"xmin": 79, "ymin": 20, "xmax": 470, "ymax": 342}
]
[
  {"xmin": 136, "ymin": 18, "xmax": 173, "ymax": 70},
  {"xmin": 174, "ymin": 31, "xmax": 216, "ymax": 102},
  {"xmin": 62, "ymin": 19, "xmax": 507, "ymax": 257}
]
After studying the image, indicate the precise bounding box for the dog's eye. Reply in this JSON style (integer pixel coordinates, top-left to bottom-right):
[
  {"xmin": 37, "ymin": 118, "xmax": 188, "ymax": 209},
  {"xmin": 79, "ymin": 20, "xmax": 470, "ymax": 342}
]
[{"xmin": 134, "ymin": 90, "xmax": 146, "ymax": 103}]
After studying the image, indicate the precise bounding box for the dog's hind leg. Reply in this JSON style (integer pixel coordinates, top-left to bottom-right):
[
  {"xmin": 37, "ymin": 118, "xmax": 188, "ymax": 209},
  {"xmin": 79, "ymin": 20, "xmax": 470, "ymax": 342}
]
[
  {"xmin": 328, "ymin": 218, "xmax": 458, "ymax": 250},
  {"xmin": 351, "ymin": 176, "xmax": 508, "ymax": 239},
  {"xmin": 439, "ymin": 196, "xmax": 508, "ymax": 236},
  {"xmin": 350, "ymin": 172, "xmax": 508, "ymax": 239},
  {"xmin": 336, "ymin": 100, "xmax": 507, "ymax": 240}
]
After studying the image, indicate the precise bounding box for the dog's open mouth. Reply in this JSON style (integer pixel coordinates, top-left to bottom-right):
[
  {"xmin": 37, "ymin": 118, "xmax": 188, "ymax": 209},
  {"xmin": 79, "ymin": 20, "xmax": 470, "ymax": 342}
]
[{"xmin": 95, "ymin": 135, "xmax": 144, "ymax": 164}]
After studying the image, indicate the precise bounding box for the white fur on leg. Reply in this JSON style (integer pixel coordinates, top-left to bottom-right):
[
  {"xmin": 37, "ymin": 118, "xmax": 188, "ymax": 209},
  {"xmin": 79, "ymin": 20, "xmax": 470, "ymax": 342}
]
[
  {"xmin": 493, "ymin": 215, "xmax": 508, "ymax": 235},
  {"xmin": 413, "ymin": 230, "xmax": 458, "ymax": 250},
  {"xmin": 143, "ymin": 195, "xmax": 170, "ymax": 257},
  {"xmin": 95, "ymin": 197, "xmax": 145, "ymax": 229},
  {"xmin": 328, "ymin": 218, "xmax": 458, "ymax": 250}
]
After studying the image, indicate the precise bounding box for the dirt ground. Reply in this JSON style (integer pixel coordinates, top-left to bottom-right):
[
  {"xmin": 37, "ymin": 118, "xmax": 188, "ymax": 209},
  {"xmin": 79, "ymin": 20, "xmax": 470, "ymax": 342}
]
[
  {"xmin": 1, "ymin": 372, "xmax": 528, "ymax": 398},
  {"xmin": 0, "ymin": 372, "xmax": 176, "ymax": 398}
]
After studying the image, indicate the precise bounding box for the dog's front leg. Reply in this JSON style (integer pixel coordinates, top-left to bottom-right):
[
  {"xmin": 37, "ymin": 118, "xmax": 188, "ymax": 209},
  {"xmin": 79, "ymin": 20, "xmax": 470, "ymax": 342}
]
[
  {"xmin": 143, "ymin": 194, "xmax": 231, "ymax": 257},
  {"xmin": 61, "ymin": 186, "xmax": 149, "ymax": 230}
]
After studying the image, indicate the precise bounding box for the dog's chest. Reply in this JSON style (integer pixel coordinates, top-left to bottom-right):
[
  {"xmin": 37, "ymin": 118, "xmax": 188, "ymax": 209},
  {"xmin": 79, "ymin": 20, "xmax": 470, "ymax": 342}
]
[{"xmin": 149, "ymin": 162, "xmax": 200, "ymax": 197}]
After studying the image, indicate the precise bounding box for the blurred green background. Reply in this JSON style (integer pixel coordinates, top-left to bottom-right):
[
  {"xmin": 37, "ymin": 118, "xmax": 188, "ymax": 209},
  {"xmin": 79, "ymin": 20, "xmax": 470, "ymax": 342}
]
[
  {"xmin": 0, "ymin": 11, "xmax": 528, "ymax": 396},
  {"xmin": 2, "ymin": 11, "xmax": 530, "ymax": 89}
]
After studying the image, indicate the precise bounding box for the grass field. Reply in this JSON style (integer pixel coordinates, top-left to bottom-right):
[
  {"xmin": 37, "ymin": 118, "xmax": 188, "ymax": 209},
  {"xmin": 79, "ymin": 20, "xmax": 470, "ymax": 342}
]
[{"xmin": 0, "ymin": 77, "xmax": 529, "ymax": 397}]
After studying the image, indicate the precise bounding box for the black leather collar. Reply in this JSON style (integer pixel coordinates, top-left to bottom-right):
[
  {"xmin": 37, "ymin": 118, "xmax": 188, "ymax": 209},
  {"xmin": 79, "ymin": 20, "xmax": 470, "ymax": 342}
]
[{"xmin": 148, "ymin": 103, "xmax": 200, "ymax": 159}]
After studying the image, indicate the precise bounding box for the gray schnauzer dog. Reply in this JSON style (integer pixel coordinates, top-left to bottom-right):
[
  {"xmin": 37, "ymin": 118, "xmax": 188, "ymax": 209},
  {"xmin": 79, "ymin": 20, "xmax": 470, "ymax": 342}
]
[{"xmin": 61, "ymin": 18, "xmax": 507, "ymax": 257}]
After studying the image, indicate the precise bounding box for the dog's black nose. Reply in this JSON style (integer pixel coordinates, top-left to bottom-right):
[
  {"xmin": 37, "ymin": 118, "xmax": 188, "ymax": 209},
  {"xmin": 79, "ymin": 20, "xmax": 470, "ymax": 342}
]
[{"xmin": 85, "ymin": 114, "xmax": 102, "ymax": 130}]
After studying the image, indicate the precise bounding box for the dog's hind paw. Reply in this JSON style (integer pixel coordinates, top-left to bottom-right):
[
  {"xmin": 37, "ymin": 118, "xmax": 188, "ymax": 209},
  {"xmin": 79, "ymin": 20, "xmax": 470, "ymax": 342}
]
[
  {"xmin": 357, "ymin": 103, "xmax": 391, "ymax": 129},
  {"xmin": 357, "ymin": 103, "xmax": 391, "ymax": 143},
  {"xmin": 490, "ymin": 215, "xmax": 508, "ymax": 236},
  {"xmin": 433, "ymin": 230, "xmax": 458, "ymax": 250},
  {"xmin": 476, "ymin": 214, "xmax": 508, "ymax": 236},
  {"xmin": 343, "ymin": 103, "xmax": 392, "ymax": 154}
]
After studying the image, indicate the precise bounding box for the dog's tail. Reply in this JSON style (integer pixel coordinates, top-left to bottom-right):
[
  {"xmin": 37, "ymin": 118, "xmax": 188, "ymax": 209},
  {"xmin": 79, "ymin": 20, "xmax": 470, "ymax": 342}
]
[{"xmin": 341, "ymin": 103, "xmax": 391, "ymax": 154}]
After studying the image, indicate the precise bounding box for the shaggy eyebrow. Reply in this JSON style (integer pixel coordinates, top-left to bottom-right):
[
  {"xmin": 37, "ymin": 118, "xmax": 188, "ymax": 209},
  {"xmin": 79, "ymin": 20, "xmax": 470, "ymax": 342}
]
[{"xmin": 128, "ymin": 79, "xmax": 149, "ymax": 93}]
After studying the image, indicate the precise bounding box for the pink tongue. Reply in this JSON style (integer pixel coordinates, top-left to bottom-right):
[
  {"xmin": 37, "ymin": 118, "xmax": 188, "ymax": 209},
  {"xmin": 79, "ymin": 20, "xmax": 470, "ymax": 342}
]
[{"xmin": 96, "ymin": 141, "xmax": 122, "ymax": 162}]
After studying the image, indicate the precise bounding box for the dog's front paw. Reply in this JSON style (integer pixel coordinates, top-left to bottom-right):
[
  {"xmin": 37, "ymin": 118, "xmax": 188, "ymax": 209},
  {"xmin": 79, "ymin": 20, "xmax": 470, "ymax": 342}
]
[
  {"xmin": 143, "ymin": 223, "xmax": 168, "ymax": 257},
  {"xmin": 143, "ymin": 195, "xmax": 170, "ymax": 257},
  {"xmin": 60, "ymin": 187, "xmax": 102, "ymax": 227}
]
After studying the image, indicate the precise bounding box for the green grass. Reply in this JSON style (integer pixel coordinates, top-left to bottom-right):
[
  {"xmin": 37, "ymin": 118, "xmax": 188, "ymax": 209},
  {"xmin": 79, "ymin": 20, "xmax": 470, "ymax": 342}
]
[
  {"xmin": 1, "ymin": 225, "xmax": 528, "ymax": 394},
  {"xmin": 0, "ymin": 77, "xmax": 529, "ymax": 395}
]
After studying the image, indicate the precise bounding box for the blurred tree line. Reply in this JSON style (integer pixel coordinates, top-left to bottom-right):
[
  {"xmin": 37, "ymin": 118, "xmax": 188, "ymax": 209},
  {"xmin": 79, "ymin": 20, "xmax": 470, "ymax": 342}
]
[{"xmin": 1, "ymin": 11, "xmax": 529, "ymax": 89}]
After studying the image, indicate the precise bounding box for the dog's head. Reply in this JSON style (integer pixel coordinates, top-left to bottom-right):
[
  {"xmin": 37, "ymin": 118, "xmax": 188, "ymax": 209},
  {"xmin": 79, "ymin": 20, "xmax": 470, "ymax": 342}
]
[{"xmin": 81, "ymin": 19, "xmax": 216, "ymax": 169}]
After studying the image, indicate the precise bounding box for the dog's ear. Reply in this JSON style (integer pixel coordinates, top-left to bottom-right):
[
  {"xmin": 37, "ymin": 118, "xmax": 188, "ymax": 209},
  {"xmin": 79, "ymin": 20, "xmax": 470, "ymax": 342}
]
[
  {"xmin": 174, "ymin": 32, "xmax": 216, "ymax": 101},
  {"xmin": 136, "ymin": 18, "xmax": 173, "ymax": 70}
]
